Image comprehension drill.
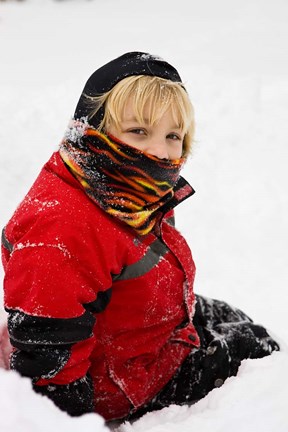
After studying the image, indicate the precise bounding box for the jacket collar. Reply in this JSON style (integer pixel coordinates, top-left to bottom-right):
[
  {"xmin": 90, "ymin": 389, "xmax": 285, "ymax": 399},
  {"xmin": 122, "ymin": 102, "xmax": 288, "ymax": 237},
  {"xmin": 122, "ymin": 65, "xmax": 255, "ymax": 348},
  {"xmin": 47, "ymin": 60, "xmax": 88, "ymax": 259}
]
[{"xmin": 160, "ymin": 176, "xmax": 195, "ymax": 215}]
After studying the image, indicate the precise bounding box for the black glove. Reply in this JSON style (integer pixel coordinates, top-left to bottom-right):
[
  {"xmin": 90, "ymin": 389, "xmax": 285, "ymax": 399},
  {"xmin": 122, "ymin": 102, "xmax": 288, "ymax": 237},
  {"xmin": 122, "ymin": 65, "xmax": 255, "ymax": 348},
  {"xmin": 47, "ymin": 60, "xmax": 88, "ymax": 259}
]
[
  {"xmin": 33, "ymin": 374, "xmax": 94, "ymax": 416},
  {"xmin": 213, "ymin": 321, "xmax": 280, "ymax": 361}
]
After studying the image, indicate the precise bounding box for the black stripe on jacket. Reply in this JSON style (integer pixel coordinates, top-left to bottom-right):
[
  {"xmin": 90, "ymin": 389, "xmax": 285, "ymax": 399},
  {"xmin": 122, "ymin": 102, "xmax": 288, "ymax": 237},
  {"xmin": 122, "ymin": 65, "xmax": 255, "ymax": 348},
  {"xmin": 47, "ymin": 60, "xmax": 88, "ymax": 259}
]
[{"xmin": 6, "ymin": 308, "xmax": 96, "ymax": 379}]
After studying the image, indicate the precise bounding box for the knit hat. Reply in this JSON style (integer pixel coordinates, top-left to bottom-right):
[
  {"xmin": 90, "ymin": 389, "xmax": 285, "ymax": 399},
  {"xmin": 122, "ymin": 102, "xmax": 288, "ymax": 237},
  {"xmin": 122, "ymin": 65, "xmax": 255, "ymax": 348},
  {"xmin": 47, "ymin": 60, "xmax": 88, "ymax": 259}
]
[{"xmin": 74, "ymin": 52, "xmax": 183, "ymax": 129}]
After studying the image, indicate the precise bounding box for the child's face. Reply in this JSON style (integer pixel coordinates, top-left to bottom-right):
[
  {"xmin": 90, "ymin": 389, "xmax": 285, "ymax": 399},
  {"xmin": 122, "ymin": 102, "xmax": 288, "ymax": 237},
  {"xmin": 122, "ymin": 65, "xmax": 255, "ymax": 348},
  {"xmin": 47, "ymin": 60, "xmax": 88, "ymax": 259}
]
[{"xmin": 107, "ymin": 98, "xmax": 184, "ymax": 160}]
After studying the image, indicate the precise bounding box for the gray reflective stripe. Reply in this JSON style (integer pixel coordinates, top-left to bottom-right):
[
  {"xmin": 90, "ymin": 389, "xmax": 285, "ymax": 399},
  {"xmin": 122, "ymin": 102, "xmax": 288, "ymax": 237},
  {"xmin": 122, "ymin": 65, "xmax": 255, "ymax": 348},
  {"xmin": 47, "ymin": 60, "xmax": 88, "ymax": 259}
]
[
  {"xmin": 1, "ymin": 228, "xmax": 13, "ymax": 253},
  {"xmin": 112, "ymin": 238, "xmax": 169, "ymax": 282},
  {"xmin": 166, "ymin": 215, "xmax": 175, "ymax": 227}
]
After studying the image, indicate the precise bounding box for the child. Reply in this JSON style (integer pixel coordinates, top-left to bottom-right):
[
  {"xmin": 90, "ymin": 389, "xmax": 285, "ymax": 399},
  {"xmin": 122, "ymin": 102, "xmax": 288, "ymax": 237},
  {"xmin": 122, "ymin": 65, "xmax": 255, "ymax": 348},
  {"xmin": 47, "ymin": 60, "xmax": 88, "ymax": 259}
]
[{"xmin": 1, "ymin": 52, "xmax": 279, "ymax": 421}]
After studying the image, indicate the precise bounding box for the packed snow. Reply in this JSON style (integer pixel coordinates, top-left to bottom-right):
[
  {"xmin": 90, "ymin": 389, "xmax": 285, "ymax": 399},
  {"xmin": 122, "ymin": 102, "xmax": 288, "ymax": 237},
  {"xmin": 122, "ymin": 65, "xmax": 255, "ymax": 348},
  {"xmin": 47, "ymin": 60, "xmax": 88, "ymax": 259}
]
[{"xmin": 1, "ymin": 0, "xmax": 288, "ymax": 431}]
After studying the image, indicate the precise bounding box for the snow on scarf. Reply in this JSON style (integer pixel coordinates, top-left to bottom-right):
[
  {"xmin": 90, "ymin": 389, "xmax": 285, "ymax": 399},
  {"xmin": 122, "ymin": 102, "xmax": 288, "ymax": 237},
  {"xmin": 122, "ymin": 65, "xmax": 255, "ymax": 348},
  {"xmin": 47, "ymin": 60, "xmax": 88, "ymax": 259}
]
[{"xmin": 59, "ymin": 119, "xmax": 185, "ymax": 235}]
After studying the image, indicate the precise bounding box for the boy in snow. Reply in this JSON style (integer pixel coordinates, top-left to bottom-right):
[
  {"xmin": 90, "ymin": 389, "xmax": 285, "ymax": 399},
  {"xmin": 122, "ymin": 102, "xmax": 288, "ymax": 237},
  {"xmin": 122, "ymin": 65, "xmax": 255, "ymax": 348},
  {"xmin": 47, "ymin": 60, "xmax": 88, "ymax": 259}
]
[{"xmin": 1, "ymin": 52, "xmax": 279, "ymax": 421}]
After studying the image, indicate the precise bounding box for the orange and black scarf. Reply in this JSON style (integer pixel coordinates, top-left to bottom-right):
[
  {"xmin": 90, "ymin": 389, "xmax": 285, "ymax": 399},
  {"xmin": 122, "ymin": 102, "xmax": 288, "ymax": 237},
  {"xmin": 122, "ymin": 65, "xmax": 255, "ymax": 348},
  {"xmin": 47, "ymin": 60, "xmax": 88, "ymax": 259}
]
[{"xmin": 60, "ymin": 120, "xmax": 186, "ymax": 235}]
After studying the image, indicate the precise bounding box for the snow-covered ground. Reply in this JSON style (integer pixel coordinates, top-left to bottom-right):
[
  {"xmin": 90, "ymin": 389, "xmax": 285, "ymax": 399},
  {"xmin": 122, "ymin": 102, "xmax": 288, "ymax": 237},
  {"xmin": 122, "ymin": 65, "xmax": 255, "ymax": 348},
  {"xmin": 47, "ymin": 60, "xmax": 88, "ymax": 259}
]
[{"xmin": 0, "ymin": 0, "xmax": 288, "ymax": 431}]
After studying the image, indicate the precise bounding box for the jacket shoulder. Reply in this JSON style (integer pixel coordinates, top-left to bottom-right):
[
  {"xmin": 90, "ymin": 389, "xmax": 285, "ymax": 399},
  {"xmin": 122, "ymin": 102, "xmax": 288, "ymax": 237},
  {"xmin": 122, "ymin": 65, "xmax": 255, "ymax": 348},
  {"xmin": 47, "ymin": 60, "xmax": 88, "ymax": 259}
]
[{"xmin": 4, "ymin": 152, "xmax": 134, "ymax": 261}]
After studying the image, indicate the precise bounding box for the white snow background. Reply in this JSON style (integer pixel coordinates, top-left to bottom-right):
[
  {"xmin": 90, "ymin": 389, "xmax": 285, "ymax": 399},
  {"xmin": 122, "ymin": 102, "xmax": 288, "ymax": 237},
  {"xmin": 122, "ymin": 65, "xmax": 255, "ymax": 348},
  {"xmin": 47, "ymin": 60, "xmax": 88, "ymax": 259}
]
[{"xmin": 0, "ymin": 0, "xmax": 288, "ymax": 431}]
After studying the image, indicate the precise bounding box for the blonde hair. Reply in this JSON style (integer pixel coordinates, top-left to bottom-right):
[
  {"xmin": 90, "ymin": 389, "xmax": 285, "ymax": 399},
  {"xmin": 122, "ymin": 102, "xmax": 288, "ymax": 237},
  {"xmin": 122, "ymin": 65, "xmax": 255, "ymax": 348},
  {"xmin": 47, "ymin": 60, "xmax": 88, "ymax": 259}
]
[{"xmin": 86, "ymin": 75, "xmax": 195, "ymax": 157}]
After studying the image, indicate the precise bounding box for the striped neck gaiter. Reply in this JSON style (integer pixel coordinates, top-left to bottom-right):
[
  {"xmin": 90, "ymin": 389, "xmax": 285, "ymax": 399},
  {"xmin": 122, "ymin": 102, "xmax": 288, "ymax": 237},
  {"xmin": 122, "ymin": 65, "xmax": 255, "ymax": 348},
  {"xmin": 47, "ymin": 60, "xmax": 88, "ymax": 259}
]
[{"xmin": 59, "ymin": 119, "xmax": 185, "ymax": 235}]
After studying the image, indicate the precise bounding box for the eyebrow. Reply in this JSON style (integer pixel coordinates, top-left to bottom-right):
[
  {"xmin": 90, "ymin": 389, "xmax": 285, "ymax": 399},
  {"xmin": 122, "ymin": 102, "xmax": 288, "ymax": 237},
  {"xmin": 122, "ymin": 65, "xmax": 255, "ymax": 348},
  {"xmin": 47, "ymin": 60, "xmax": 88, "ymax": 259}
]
[{"xmin": 122, "ymin": 117, "xmax": 182, "ymax": 130}]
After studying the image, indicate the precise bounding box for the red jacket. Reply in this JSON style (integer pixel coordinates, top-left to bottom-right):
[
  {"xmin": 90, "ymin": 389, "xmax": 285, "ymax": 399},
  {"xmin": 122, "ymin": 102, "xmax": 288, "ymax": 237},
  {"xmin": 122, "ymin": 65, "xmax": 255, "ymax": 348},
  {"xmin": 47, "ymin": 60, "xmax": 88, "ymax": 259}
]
[{"xmin": 2, "ymin": 152, "xmax": 199, "ymax": 420}]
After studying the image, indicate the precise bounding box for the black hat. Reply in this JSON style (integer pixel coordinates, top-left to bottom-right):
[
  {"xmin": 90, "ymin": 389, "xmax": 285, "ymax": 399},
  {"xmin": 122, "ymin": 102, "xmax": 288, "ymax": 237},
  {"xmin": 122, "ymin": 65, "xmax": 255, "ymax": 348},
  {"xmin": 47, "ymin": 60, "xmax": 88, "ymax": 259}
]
[{"xmin": 74, "ymin": 51, "xmax": 183, "ymax": 129}]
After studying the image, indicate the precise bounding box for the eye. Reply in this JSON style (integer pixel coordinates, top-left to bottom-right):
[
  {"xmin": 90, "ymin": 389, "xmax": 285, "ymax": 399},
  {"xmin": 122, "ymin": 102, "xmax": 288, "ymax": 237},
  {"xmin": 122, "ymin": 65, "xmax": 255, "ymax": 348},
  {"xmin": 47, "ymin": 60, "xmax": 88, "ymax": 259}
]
[
  {"xmin": 128, "ymin": 128, "xmax": 146, "ymax": 135},
  {"xmin": 167, "ymin": 133, "xmax": 182, "ymax": 141}
]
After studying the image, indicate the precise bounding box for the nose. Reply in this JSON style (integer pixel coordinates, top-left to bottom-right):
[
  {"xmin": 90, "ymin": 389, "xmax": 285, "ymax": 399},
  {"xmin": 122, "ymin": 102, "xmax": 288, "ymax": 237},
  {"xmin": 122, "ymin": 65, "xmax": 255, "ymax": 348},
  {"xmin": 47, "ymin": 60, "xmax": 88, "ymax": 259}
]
[{"xmin": 145, "ymin": 139, "xmax": 169, "ymax": 160}]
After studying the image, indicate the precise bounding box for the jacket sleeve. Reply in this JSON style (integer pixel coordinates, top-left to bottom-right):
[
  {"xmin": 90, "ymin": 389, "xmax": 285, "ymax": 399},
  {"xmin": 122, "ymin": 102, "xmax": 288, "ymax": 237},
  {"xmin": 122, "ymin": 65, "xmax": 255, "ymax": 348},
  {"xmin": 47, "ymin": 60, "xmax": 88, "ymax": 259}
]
[
  {"xmin": 3, "ymin": 229, "xmax": 112, "ymax": 416},
  {"xmin": 7, "ymin": 307, "xmax": 96, "ymax": 415}
]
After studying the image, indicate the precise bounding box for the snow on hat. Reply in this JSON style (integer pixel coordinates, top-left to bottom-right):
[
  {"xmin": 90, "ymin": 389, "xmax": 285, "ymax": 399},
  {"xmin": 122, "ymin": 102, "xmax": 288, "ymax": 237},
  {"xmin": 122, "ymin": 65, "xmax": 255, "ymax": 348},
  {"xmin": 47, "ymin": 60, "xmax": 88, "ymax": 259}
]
[{"xmin": 74, "ymin": 51, "xmax": 183, "ymax": 129}]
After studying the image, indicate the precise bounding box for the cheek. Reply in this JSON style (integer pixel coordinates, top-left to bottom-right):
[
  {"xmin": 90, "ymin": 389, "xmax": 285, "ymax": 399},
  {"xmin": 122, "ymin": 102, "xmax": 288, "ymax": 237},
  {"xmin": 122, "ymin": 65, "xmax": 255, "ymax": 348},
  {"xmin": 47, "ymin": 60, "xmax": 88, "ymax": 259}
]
[
  {"xmin": 106, "ymin": 128, "xmax": 144, "ymax": 151},
  {"xmin": 122, "ymin": 137, "xmax": 144, "ymax": 151},
  {"xmin": 106, "ymin": 124, "xmax": 120, "ymax": 139},
  {"xmin": 170, "ymin": 144, "xmax": 184, "ymax": 159},
  {"xmin": 178, "ymin": 146, "xmax": 184, "ymax": 158}
]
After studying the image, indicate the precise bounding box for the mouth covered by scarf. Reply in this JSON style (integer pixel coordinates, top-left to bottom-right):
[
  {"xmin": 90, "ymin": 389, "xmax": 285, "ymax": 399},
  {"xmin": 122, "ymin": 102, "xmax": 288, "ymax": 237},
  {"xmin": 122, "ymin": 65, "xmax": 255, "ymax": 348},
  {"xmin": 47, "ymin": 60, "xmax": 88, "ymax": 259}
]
[{"xmin": 59, "ymin": 119, "xmax": 185, "ymax": 235}]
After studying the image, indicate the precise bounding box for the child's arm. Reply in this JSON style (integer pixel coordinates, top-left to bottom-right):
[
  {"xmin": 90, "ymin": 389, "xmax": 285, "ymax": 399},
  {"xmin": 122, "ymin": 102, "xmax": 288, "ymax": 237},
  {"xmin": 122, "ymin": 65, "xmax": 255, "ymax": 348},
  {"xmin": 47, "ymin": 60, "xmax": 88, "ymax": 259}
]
[
  {"xmin": 3, "ymin": 236, "xmax": 111, "ymax": 415},
  {"xmin": 6, "ymin": 306, "xmax": 96, "ymax": 415}
]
